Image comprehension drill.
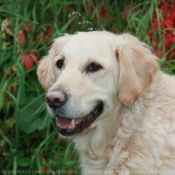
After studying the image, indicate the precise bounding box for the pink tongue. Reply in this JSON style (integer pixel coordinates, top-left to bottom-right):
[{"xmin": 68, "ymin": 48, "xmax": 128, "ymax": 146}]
[
  {"xmin": 56, "ymin": 118, "xmax": 71, "ymax": 129},
  {"xmin": 56, "ymin": 117, "xmax": 83, "ymax": 129}
]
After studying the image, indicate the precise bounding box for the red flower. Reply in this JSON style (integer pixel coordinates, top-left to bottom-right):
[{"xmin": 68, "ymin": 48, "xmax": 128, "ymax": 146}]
[
  {"xmin": 149, "ymin": 32, "xmax": 154, "ymax": 39},
  {"xmin": 164, "ymin": 18, "xmax": 173, "ymax": 28},
  {"xmin": 22, "ymin": 55, "xmax": 32, "ymax": 70},
  {"xmin": 160, "ymin": 3, "xmax": 168, "ymax": 11},
  {"xmin": 152, "ymin": 18, "xmax": 158, "ymax": 31},
  {"xmin": 36, "ymin": 34, "xmax": 43, "ymax": 43},
  {"xmin": 67, "ymin": 169, "xmax": 72, "ymax": 175},
  {"xmin": 42, "ymin": 167, "xmax": 49, "ymax": 173},
  {"xmin": 36, "ymin": 26, "xmax": 53, "ymax": 43},
  {"xmin": 152, "ymin": 49, "xmax": 157, "ymax": 56},
  {"xmin": 157, "ymin": 50, "xmax": 163, "ymax": 59},
  {"xmin": 171, "ymin": 12, "xmax": 175, "ymax": 23},
  {"xmin": 122, "ymin": 5, "xmax": 131, "ymax": 19},
  {"xmin": 30, "ymin": 53, "xmax": 38, "ymax": 63},
  {"xmin": 99, "ymin": 5, "xmax": 107, "ymax": 17},
  {"xmin": 167, "ymin": 54, "xmax": 171, "ymax": 60},
  {"xmin": 22, "ymin": 53, "xmax": 38, "ymax": 70},
  {"xmin": 18, "ymin": 30, "xmax": 26, "ymax": 43},
  {"xmin": 165, "ymin": 33, "xmax": 173, "ymax": 49},
  {"xmin": 152, "ymin": 49, "xmax": 162, "ymax": 59},
  {"xmin": 147, "ymin": 1, "xmax": 175, "ymax": 61},
  {"xmin": 23, "ymin": 26, "xmax": 30, "ymax": 33},
  {"xmin": 151, "ymin": 41, "xmax": 158, "ymax": 47},
  {"xmin": 23, "ymin": 23, "xmax": 33, "ymax": 33},
  {"xmin": 172, "ymin": 36, "xmax": 175, "ymax": 44},
  {"xmin": 46, "ymin": 26, "xmax": 52, "ymax": 37}
]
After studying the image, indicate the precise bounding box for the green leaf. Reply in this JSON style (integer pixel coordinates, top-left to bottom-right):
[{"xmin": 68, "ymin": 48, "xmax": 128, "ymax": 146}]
[
  {"xmin": 18, "ymin": 157, "xmax": 31, "ymax": 167},
  {"xmin": 17, "ymin": 97, "xmax": 50, "ymax": 134}
]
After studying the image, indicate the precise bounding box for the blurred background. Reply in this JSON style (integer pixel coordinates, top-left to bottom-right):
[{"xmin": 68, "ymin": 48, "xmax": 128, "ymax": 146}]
[{"xmin": 0, "ymin": 0, "xmax": 175, "ymax": 174}]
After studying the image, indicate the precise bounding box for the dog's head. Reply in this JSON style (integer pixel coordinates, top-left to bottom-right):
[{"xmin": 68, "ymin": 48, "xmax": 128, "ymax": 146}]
[{"xmin": 37, "ymin": 31, "xmax": 159, "ymax": 137}]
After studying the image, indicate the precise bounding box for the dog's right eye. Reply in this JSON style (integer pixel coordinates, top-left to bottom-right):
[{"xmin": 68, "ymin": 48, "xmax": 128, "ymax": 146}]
[
  {"xmin": 87, "ymin": 62, "xmax": 102, "ymax": 73},
  {"xmin": 56, "ymin": 60, "xmax": 64, "ymax": 69}
]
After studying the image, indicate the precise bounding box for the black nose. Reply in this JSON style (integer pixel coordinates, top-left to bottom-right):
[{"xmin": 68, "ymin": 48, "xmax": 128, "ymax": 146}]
[{"xmin": 45, "ymin": 90, "xmax": 67, "ymax": 108}]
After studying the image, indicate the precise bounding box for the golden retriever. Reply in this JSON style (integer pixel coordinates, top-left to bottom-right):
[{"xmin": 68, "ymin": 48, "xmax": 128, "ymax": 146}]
[{"xmin": 37, "ymin": 31, "xmax": 175, "ymax": 175}]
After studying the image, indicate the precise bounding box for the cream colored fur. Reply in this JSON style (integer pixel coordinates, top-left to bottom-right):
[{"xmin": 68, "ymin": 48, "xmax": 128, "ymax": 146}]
[{"xmin": 37, "ymin": 31, "xmax": 175, "ymax": 175}]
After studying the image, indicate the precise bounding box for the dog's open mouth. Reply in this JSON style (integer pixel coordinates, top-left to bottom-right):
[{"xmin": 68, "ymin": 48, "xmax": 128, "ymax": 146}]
[{"xmin": 56, "ymin": 102, "xmax": 103, "ymax": 136}]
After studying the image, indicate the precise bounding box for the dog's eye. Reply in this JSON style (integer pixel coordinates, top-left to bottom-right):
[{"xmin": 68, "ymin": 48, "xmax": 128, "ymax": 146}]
[
  {"xmin": 56, "ymin": 60, "xmax": 64, "ymax": 69},
  {"xmin": 87, "ymin": 63, "xmax": 102, "ymax": 72}
]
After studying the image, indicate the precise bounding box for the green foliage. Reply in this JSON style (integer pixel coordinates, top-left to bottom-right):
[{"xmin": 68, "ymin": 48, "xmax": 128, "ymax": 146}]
[{"xmin": 0, "ymin": 0, "xmax": 174, "ymax": 174}]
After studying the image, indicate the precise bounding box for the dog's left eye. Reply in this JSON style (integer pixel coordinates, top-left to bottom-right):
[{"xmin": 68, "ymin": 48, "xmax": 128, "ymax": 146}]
[
  {"xmin": 56, "ymin": 59, "xmax": 64, "ymax": 69},
  {"xmin": 87, "ymin": 63, "xmax": 102, "ymax": 72}
]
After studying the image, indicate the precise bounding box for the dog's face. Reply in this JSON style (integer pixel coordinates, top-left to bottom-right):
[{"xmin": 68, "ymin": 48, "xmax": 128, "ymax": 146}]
[{"xmin": 37, "ymin": 31, "xmax": 158, "ymax": 137}]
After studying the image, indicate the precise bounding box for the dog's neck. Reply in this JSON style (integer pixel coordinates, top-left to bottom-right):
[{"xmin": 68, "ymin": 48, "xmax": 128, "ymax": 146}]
[{"xmin": 73, "ymin": 101, "xmax": 131, "ymax": 172}]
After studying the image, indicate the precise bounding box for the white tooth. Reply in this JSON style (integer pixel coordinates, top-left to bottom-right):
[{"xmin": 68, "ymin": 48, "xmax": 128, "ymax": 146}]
[{"xmin": 71, "ymin": 119, "xmax": 75, "ymax": 128}]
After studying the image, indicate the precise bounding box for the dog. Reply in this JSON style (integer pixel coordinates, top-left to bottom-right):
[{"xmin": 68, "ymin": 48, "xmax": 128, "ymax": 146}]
[{"xmin": 37, "ymin": 31, "xmax": 175, "ymax": 175}]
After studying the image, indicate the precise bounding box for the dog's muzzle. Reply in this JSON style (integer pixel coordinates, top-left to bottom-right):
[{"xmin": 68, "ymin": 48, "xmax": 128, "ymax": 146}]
[
  {"xmin": 56, "ymin": 102, "xmax": 103, "ymax": 136},
  {"xmin": 45, "ymin": 89, "xmax": 103, "ymax": 136}
]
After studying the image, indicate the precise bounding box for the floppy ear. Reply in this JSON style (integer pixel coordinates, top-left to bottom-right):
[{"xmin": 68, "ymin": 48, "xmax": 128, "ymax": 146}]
[
  {"xmin": 37, "ymin": 56, "xmax": 55, "ymax": 90},
  {"xmin": 116, "ymin": 34, "xmax": 159, "ymax": 107}
]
